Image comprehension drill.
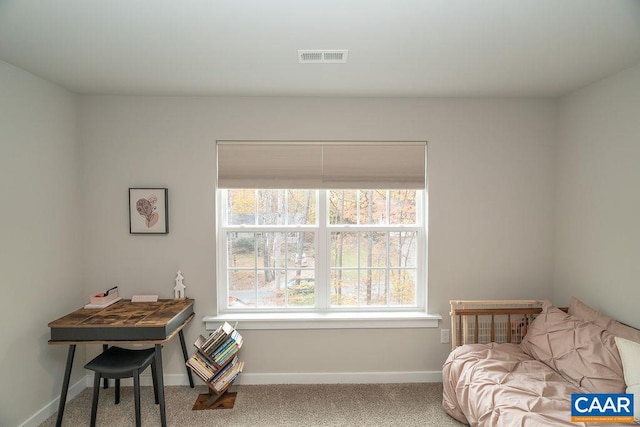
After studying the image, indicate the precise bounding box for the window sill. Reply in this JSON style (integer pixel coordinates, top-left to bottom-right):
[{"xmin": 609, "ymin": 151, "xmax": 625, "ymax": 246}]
[{"xmin": 203, "ymin": 311, "xmax": 441, "ymax": 330}]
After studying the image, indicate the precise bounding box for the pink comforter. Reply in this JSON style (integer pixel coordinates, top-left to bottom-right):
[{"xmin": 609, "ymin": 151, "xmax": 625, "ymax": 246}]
[{"xmin": 442, "ymin": 343, "xmax": 590, "ymax": 427}]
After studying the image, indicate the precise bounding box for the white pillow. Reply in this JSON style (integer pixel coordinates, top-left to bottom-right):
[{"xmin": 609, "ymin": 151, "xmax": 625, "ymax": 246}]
[{"xmin": 615, "ymin": 336, "xmax": 640, "ymax": 423}]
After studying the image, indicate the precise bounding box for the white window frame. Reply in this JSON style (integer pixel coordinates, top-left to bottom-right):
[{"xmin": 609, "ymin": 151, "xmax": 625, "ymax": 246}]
[{"xmin": 208, "ymin": 188, "xmax": 440, "ymax": 329}]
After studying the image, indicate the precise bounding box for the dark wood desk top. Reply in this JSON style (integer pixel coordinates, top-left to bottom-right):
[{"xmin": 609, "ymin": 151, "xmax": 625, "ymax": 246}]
[{"xmin": 49, "ymin": 298, "xmax": 194, "ymax": 343}]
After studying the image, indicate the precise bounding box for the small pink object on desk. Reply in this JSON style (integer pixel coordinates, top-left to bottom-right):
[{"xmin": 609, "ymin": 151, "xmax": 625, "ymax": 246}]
[{"xmin": 87, "ymin": 286, "xmax": 120, "ymax": 308}]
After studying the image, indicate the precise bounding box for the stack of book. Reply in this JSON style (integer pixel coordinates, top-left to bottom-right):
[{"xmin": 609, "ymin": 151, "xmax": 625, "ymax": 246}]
[
  {"xmin": 199, "ymin": 321, "xmax": 235, "ymax": 354},
  {"xmin": 211, "ymin": 356, "xmax": 244, "ymax": 393},
  {"xmin": 186, "ymin": 321, "xmax": 244, "ymax": 396},
  {"xmin": 186, "ymin": 352, "xmax": 217, "ymax": 381},
  {"xmin": 211, "ymin": 329, "xmax": 242, "ymax": 365}
]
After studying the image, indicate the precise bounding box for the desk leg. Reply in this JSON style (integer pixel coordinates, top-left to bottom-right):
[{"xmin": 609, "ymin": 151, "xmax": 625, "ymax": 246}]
[
  {"xmin": 178, "ymin": 330, "xmax": 194, "ymax": 388},
  {"xmin": 55, "ymin": 344, "xmax": 76, "ymax": 427},
  {"xmin": 155, "ymin": 344, "xmax": 167, "ymax": 427}
]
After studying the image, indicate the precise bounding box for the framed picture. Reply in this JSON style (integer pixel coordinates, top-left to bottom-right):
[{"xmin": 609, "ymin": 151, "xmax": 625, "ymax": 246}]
[{"xmin": 129, "ymin": 188, "xmax": 169, "ymax": 234}]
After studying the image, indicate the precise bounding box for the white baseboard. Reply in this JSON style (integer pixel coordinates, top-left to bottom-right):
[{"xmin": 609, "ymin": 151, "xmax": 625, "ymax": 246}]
[
  {"xmin": 88, "ymin": 370, "xmax": 443, "ymax": 386},
  {"xmin": 19, "ymin": 377, "xmax": 86, "ymax": 427},
  {"xmin": 235, "ymin": 371, "xmax": 443, "ymax": 385},
  {"xmin": 21, "ymin": 371, "xmax": 443, "ymax": 426}
]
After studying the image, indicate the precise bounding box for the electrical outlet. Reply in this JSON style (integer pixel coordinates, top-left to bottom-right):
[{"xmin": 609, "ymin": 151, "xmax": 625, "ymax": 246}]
[{"xmin": 440, "ymin": 329, "xmax": 450, "ymax": 344}]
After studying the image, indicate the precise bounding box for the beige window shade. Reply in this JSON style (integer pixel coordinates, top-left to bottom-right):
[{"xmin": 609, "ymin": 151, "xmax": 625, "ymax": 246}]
[
  {"xmin": 217, "ymin": 142, "xmax": 426, "ymax": 189},
  {"xmin": 322, "ymin": 144, "xmax": 425, "ymax": 189},
  {"xmin": 217, "ymin": 143, "xmax": 323, "ymax": 188}
]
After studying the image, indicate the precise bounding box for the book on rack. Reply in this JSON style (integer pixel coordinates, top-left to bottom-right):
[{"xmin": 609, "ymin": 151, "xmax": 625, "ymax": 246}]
[
  {"xmin": 186, "ymin": 353, "xmax": 216, "ymax": 382},
  {"xmin": 205, "ymin": 322, "xmax": 235, "ymax": 350},
  {"xmin": 213, "ymin": 331, "xmax": 242, "ymax": 364},
  {"xmin": 212, "ymin": 330, "xmax": 242, "ymax": 357},
  {"xmin": 209, "ymin": 355, "xmax": 240, "ymax": 389},
  {"xmin": 193, "ymin": 335, "xmax": 207, "ymax": 351},
  {"xmin": 195, "ymin": 321, "xmax": 236, "ymax": 356},
  {"xmin": 215, "ymin": 344, "xmax": 240, "ymax": 366},
  {"xmin": 198, "ymin": 350, "xmax": 220, "ymax": 370},
  {"xmin": 210, "ymin": 355, "xmax": 238, "ymax": 382},
  {"xmin": 212, "ymin": 361, "xmax": 244, "ymax": 393},
  {"xmin": 204, "ymin": 332, "xmax": 229, "ymax": 354}
]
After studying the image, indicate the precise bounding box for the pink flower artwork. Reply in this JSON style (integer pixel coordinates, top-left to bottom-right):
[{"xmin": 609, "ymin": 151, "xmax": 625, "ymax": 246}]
[{"xmin": 136, "ymin": 196, "xmax": 160, "ymax": 228}]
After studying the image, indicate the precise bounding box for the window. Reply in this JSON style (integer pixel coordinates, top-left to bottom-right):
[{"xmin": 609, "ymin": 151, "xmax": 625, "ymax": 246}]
[{"xmin": 216, "ymin": 142, "xmax": 427, "ymax": 315}]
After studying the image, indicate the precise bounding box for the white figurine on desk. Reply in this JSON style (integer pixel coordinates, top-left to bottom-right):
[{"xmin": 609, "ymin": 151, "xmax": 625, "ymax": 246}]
[{"xmin": 174, "ymin": 270, "xmax": 186, "ymax": 299}]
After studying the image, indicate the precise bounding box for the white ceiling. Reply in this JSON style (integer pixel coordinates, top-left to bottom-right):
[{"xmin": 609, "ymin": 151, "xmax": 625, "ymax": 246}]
[{"xmin": 1, "ymin": 0, "xmax": 639, "ymax": 97}]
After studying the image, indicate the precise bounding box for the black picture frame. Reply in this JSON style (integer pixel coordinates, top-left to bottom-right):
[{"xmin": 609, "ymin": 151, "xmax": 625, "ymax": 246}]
[{"xmin": 129, "ymin": 188, "xmax": 169, "ymax": 234}]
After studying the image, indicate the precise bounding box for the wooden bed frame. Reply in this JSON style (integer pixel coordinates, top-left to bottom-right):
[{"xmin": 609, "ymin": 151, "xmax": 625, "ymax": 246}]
[{"xmin": 449, "ymin": 300, "xmax": 569, "ymax": 350}]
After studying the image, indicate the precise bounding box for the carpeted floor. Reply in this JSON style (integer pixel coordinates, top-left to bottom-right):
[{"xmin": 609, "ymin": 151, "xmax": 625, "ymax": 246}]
[{"xmin": 40, "ymin": 383, "xmax": 465, "ymax": 426}]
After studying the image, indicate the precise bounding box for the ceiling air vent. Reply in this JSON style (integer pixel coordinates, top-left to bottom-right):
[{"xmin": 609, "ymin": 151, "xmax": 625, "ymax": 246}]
[{"xmin": 298, "ymin": 50, "xmax": 348, "ymax": 64}]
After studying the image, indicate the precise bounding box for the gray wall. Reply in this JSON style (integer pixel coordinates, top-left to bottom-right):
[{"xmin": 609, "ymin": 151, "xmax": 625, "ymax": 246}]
[
  {"xmin": 3, "ymin": 59, "xmax": 638, "ymax": 424},
  {"xmin": 0, "ymin": 61, "xmax": 83, "ymax": 427},
  {"xmin": 554, "ymin": 63, "xmax": 640, "ymax": 328},
  {"xmin": 78, "ymin": 96, "xmax": 557, "ymax": 381}
]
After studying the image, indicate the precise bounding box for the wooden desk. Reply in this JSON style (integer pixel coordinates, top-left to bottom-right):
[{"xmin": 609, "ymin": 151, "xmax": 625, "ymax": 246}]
[{"xmin": 49, "ymin": 298, "xmax": 195, "ymax": 427}]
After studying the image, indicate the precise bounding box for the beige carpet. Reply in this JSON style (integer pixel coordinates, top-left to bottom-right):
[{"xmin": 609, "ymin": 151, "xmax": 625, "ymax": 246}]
[{"xmin": 40, "ymin": 383, "xmax": 465, "ymax": 426}]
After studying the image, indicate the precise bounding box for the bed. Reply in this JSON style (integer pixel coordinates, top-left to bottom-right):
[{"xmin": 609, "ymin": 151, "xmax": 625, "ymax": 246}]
[{"xmin": 442, "ymin": 298, "xmax": 640, "ymax": 426}]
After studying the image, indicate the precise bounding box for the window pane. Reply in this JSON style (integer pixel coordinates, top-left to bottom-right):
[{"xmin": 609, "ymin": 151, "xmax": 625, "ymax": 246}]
[
  {"xmin": 230, "ymin": 231, "xmax": 317, "ymax": 308},
  {"xmin": 389, "ymin": 231, "xmax": 417, "ymax": 267},
  {"xmin": 329, "ymin": 190, "xmax": 413, "ymax": 225},
  {"xmin": 227, "ymin": 189, "xmax": 256, "ymax": 225},
  {"xmin": 260, "ymin": 232, "xmax": 287, "ymax": 269},
  {"xmin": 227, "ymin": 232, "xmax": 256, "ymax": 268},
  {"xmin": 287, "ymin": 232, "xmax": 315, "ymax": 269},
  {"xmin": 285, "ymin": 274, "xmax": 315, "ymax": 307},
  {"xmin": 359, "ymin": 190, "xmax": 387, "ymax": 225},
  {"xmin": 230, "ymin": 232, "xmax": 316, "ymax": 269},
  {"xmin": 330, "ymin": 230, "xmax": 418, "ymax": 307},
  {"xmin": 284, "ymin": 231, "xmax": 315, "ymax": 307},
  {"xmin": 257, "ymin": 190, "xmax": 285, "ymax": 225},
  {"xmin": 360, "ymin": 232, "xmax": 387, "ymax": 268},
  {"xmin": 331, "ymin": 269, "xmax": 358, "ymax": 306},
  {"xmin": 228, "ymin": 270, "xmax": 256, "ymax": 308},
  {"xmin": 390, "ymin": 269, "xmax": 416, "ymax": 306},
  {"xmin": 287, "ymin": 190, "xmax": 316, "ymax": 225},
  {"xmin": 389, "ymin": 190, "xmax": 417, "ymax": 224},
  {"xmin": 257, "ymin": 232, "xmax": 316, "ymax": 271},
  {"xmin": 329, "ymin": 190, "xmax": 358, "ymax": 224},
  {"xmin": 258, "ymin": 269, "xmax": 283, "ymax": 307},
  {"xmin": 331, "ymin": 232, "xmax": 358, "ymax": 268},
  {"xmin": 358, "ymin": 269, "xmax": 387, "ymax": 306},
  {"xmin": 265, "ymin": 272, "xmax": 316, "ymax": 308}
]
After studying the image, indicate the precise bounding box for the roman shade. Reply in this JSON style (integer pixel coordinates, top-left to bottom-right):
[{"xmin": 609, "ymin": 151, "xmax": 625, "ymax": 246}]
[{"xmin": 217, "ymin": 141, "xmax": 426, "ymax": 189}]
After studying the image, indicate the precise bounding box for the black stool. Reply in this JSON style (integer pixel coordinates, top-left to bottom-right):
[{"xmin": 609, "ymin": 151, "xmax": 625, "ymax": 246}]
[{"xmin": 84, "ymin": 346, "xmax": 159, "ymax": 427}]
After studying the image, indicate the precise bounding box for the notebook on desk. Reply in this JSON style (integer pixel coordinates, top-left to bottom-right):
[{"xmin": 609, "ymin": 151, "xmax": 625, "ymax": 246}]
[{"xmin": 131, "ymin": 294, "xmax": 159, "ymax": 302}]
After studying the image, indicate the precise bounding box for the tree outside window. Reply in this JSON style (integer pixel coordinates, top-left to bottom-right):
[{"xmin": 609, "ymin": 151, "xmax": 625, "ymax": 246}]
[{"xmin": 221, "ymin": 189, "xmax": 423, "ymax": 312}]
